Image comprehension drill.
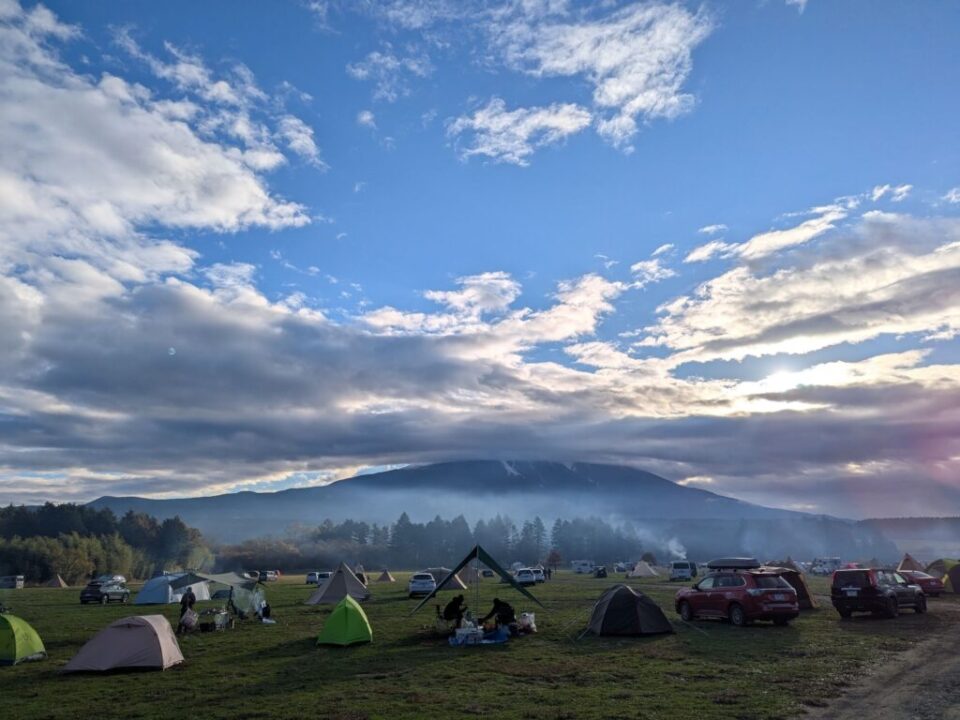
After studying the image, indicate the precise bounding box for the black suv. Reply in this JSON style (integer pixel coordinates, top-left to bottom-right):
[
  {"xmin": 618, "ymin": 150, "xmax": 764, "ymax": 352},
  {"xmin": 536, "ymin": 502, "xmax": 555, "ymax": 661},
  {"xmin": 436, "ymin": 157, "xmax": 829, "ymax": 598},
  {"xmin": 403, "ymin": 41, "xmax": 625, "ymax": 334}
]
[
  {"xmin": 80, "ymin": 580, "xmax": 131, "ymax": 605},
  {"xmin": 831, "ymin": 569, "xmax": 926, "ymax": 618}
]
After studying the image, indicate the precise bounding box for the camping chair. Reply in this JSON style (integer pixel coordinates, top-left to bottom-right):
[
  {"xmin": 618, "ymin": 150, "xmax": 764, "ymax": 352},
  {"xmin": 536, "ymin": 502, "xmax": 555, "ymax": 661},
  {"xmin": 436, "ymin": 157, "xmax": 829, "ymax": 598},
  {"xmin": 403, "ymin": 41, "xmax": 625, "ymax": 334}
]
[{"xmin": 434, "ymin": 604, "xmax": 456, "ymax": 634}]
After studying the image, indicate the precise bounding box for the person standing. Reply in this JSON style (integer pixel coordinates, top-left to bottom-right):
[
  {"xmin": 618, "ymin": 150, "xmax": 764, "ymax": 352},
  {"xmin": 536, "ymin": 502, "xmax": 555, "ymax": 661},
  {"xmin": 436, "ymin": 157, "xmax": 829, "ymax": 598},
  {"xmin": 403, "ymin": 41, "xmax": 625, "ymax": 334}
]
[{"xmin": 177, "ymin": 586, "xmax": 197, "ymax": 633}]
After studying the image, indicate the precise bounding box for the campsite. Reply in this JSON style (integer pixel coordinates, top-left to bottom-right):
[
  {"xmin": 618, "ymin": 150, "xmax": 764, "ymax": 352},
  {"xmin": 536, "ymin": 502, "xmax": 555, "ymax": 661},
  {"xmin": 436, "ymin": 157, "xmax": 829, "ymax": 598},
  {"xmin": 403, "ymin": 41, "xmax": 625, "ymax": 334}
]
[{"xmin": 3, "ymin": 566, "xmax": 960, "ymax": 720}]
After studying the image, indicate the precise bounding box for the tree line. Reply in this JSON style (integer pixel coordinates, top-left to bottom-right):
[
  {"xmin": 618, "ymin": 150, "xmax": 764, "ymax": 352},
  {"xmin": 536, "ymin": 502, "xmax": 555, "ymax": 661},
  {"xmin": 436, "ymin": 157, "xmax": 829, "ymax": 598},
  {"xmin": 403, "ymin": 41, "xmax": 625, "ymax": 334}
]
[
  {"xmin": 216, "ymin": 513, "xmax": 647, "ymax": 572},
  {"xmin": 0, "ymin": 504, "xmax": 212, "ymax": 584}
]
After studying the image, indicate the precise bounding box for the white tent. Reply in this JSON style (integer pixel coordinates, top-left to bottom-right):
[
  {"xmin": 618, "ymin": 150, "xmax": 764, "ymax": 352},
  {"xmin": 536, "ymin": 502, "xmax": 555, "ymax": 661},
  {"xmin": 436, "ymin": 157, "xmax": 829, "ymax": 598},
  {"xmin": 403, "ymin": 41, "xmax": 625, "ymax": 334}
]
[
  {"xmin": 135, "ymin": 573, "xmax": 211, "ymax": 605},
  {"xmin": 64, "ymin": 615, "xmax": 183, "ymax": 672},
  {"xmin": 626, "ymin": 561, "xmax": 658, "ymax": 578},
  {"xmin": 305, "ymin": 562, "xmax": 370, "ymax": 605}
]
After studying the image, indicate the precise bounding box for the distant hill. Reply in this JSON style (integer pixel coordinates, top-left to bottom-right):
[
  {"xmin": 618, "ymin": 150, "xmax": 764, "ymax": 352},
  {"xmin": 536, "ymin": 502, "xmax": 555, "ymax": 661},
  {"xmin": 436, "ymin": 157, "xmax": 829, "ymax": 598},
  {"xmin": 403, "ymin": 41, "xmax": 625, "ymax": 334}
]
[
  {"xmin": 859, "ymin": 517, "xmax": 960, "ymax": 561},
  {"xmin": 88, "ymin": 460, "xmax": 897, "ymax": 559}
]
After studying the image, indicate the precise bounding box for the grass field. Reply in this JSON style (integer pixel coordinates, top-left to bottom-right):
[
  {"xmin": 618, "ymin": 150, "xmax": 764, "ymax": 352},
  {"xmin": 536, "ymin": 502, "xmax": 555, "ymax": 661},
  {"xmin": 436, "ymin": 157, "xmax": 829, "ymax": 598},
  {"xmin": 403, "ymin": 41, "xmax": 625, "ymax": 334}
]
[{"xmin": 1, "ymin": 572, "xmax": 957, "ymax": 720}]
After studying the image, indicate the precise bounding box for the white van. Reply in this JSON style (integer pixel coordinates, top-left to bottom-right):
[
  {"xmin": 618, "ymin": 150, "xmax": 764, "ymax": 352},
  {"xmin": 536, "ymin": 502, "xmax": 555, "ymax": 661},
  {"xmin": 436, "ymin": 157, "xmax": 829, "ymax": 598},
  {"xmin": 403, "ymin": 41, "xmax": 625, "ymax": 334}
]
[
  {"xmin": 571, "ymin": 560, "xmax": 595, "ymax": 574},
  {"xmin": 669, "ymin": 560, "xmax": 697, "ymax": 581}
]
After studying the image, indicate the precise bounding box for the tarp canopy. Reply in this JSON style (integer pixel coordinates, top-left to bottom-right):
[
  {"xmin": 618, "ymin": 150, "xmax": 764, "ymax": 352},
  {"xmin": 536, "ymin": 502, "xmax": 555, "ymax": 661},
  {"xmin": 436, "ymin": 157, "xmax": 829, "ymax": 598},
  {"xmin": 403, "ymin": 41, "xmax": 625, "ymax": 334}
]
[
  {"xmin": 63, "ymin": 615, "xmax": 183, "ymax": 672},
  {"xmin": 897, "ymin": 554, "xmax": 924, "ymax": 573},
  {"xmin": 136, "ymin": 573, "xmax": 211, "ymax": 605},
  {"xmin": 306, "ymin": 562, "xmax": 370, "ymax": 605},
  {"xmin": 411, "ymin": 545, "xmax": 543, "ymax": 614},
  {"xmin": 585, "ymin": 585, "xmax": 673, "ymax": 637},
  {"xmin": 0, "ymin": 613, "xmax": 46, "ymax": 665},
  {"xmin": 45, "ymin": 574, "xmax": 68, "ymax": 588},
  {"xmin": 172, "ymin": 571, "xmax": 265, "ymax": 616},
  {"xmin": 316, "ymin": 596, "xmax": 372, "ymax": 646}
]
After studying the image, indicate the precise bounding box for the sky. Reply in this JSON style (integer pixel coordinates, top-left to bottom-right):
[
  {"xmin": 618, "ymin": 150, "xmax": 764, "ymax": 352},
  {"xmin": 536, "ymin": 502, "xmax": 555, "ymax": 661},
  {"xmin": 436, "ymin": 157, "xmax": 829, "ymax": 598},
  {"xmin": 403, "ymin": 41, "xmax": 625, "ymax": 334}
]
[{"xmin": 1, "ymin": 0, "xmax": 959, "ymax": 518}]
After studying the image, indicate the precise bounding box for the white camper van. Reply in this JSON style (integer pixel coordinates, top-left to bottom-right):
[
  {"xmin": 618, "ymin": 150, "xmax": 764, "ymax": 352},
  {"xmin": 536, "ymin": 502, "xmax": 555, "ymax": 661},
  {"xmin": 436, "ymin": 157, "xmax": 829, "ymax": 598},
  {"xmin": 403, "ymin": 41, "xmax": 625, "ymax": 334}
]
[
  {"xmin": 571, "ymin": 560, "xmax": 595, "ymax": 574},
  {"xmin": 669, "ymin": 560, "xmax": 698, "ymax": 581}
]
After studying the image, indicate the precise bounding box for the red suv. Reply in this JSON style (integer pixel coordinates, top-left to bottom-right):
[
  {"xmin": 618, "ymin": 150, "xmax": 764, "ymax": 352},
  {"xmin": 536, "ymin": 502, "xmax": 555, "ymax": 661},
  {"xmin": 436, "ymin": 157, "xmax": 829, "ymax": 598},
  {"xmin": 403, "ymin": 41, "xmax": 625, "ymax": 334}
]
[
  {"xmin": 898, "ymin": 570, "xmax": 944, "ymax": 598},
  {"xmin": 675, "ymin": 559, "xmax": 799, "ymax": 627}
]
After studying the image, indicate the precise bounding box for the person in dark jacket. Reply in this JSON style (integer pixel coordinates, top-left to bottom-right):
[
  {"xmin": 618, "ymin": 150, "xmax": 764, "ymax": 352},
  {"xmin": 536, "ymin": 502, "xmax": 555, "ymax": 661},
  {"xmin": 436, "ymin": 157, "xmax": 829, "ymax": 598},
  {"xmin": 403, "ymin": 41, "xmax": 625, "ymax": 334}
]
[
  {"xmin": 442, "ymin": 594, "xmax": 467, "ymax": 628},
  {"xmin": 177, "ymin": 586, "xmax": 197, "ymax": 633},
  {"xmin": 481, "ymin": 598, "xmax": 516, "ymax": 626}
]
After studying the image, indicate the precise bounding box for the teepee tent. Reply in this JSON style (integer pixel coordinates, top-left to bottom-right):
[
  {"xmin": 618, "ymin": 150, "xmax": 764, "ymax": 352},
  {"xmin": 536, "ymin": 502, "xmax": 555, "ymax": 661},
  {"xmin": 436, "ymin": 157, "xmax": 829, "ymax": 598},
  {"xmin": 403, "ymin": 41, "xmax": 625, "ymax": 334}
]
[
  {"xmin": 426, "ymin": 567, "xmax": 467, "ymax": 591},
  {"xmin": 626, "ymin": 561, "xmax": 658, "ymax": 578},
  {"xmin": 762, "ymin": 566, "xmax": 818, "ymax": 610},
  {"xmin": 459, "ymin": 565, "xmax": 482, "ymax": 584},
  {"xmin": 316, "ymin": 596, "xmax": 373, "ymax": 646},
  {"xmin": 64, "ymin": 615, "xmax": 183, "ymax": 672},
  {"xmin": 898, "ymin": 554, "xmax": 924, "ymax": 573},
  {"xmin": 375, "ymin": 570, "xmax": 395, "ymax": 583},
  {"xmin": 584, "ymin": 585, "xmax": 673, "ymax": 637},
  {"xmin": 306, "ymin": 562, "xmax": 370, "ymax": 605},
  {"xmin": 136, "ymin": 573, "xmax": 211, "ymax": 605},
  {"xmin": 0, "ymin": 613, "xmax": 46, "ymax": 665},
  {"xmin": 411, "ymin": 545, "xmax": 543, "ymax": 615},
  {"xmin": 45, "ymin": 574, "xmax": 68, "ymax": 588}
]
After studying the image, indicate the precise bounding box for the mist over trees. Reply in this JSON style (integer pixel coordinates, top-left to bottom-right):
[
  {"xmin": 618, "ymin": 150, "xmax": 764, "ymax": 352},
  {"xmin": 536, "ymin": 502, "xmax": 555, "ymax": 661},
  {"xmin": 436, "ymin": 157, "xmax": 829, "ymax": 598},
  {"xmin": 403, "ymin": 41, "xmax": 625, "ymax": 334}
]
[{"xmin": 0, "ymin": 504, "xmax": 212, "ymax": 583}]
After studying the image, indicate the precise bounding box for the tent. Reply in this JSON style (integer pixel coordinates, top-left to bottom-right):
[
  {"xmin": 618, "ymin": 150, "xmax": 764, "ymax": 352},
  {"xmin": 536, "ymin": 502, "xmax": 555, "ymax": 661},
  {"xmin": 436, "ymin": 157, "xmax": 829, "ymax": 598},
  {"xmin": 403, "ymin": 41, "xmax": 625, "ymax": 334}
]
[
  {"xmin": 0, "ymin": 613, "xmax": 46, "ymax": 665},
  {"xmin": 305, "ymin": 562, "xmax": 370, "ymax": 605},
  {"xmin": 584, "ymin": 585, "xmax": 673, "ymax": 637},
  {"xmin": 375, "ymin": 570, "xmax": 395, "ymax": 583},
  {"xmin": 626, "ymin": 561, "xmax": 658, "ymax": 578},
  {"xmin": 944, "ymin": 565, "xmax": 960, "ymax": 594},
  {"xmin": 135, "ymin": 573, "xmax": 211, "ymax": 605},
  {"xmin": 425, "ymin": 567, "xmax": 467, "ymax": 591},
  {"xmin": 63, "ymin": 615, "xmax": 183, "ymax": 672},
  {"xmin": 762, "ymin": 566, "xmax": 818, "ymax": 610},
  {"xmin": 171, "ymin": 572, "xmax": 264, "ymax": 617},
  {"xmin": 45, "ymin": 574, "xmax": 68, "ymax": 588},
  {"xmin": 316, "ymin": 596, "xmax": 373, "ymax": 646},
  {"xmin": 460, "ymin": 565, "xmax": 482, "ymax": 585},
  {"xmin": 897, "ymin": 554, "xmax": 925, "ymax": 573},
  {"xmin": 411, "ymin": 545, "xmax": 543, "ymax": 615},
  {"xmin": 925, "ymin": 558, "xmax": 956, "ymax": 579}
]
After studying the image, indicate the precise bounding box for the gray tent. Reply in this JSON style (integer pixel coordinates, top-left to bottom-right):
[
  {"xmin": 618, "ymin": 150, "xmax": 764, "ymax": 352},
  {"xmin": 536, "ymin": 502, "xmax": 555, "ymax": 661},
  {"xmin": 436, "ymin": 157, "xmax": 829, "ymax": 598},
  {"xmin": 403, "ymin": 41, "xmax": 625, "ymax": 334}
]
[
  {"xmin": 45, "ymin": 574, "xmax": 68, "ymax": 588},
  {"xmin": 63, "ymin": 615, "xmax": 183, "ymax": 672},
  {"xmin": 425, "ymin": 567, "xmax": 467, "ymax": 591},
  {"xmin": 585, "ymin": 585, "xmax": 673, "ymax": 637},
  {"xmin": 305, "ymin": 562, "xmax": 370, "ymax": 605}
]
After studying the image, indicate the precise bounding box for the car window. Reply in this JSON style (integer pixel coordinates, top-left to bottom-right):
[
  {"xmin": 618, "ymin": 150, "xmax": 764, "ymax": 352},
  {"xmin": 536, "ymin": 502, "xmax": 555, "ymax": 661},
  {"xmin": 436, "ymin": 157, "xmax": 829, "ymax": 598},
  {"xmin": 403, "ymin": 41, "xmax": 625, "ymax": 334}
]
[
  {"xmin": 696, "ymin": 577, "xmax": 714, "ymax": 590},
  {"xmin": 893, "ymin": 573, "xmax": 907, "ymax": 584},
  {"xmin": 833, "ymin": 570, "xmax": 871, "ymax": 588}
]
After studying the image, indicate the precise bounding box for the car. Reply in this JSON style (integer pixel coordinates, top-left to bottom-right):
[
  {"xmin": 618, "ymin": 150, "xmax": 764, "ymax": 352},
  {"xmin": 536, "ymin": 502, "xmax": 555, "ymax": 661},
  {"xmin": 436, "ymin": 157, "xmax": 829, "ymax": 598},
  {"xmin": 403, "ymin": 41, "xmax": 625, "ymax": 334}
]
[
  {"xmin": 80, "ymin": 580, "xmax": 130, "ymax": 605},
  {"xmin": 593, "ymin": 566, "xmax": 608, "ymax": 579},
  {"xmin": 532, "ymin": 568, "xmax": 545, "ymax": 583},
  {"xmin": 831, "ymin": 568, "xmax": 927, "ymax": 618},
  {"xmin": 514, "ymin": 568, "xmax": 537, "ymax": 586},
  {"xmin": 305, "ymin": 571, "xmax": 321, "ymax": 584},
  {"xmin": 675, "ymin": 567, "xmax": 799, "ymax": 627},
  {"xmin": 481, "ymin": 569, "xmax": 495, "ymax": 578},
  {"xmin": 669, "ymin": 561, "xmax": 698, "ymax": 581},
  {"xmin": 408, "ymin": 572, "xmax": 438, "ymax": 598},
  {"xmin": 899, "ymin": 570, "xmax": 944, "ymax": 598},
  {"xmin": 258, "ymin": 570, "xmax": 279, "ymax": 582}
]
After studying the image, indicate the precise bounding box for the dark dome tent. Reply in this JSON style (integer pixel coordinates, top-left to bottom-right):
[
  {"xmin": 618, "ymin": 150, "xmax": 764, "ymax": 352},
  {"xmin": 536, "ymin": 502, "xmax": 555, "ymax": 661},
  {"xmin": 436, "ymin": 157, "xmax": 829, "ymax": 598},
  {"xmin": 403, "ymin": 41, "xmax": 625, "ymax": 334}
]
[{"xmin": 585, "ymin": 585, "xmax": 673, "ymax": 637}]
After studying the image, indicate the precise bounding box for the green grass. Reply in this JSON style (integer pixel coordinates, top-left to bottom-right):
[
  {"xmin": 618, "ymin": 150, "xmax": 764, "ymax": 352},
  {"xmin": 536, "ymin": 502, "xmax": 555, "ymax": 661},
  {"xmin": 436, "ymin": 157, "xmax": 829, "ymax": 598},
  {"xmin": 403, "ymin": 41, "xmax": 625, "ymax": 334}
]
[{"xmin": 1, "ymin": 573, "xmax": 955, "ymax": 720}]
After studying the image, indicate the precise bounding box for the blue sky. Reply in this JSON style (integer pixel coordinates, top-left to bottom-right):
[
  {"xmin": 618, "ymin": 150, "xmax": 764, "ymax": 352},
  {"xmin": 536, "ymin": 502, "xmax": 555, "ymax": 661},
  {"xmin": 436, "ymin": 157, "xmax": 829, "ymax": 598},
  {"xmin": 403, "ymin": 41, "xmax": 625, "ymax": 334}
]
[{"xmin": 1, "ymin": 0, "xmax": 959, "ymax": 517}]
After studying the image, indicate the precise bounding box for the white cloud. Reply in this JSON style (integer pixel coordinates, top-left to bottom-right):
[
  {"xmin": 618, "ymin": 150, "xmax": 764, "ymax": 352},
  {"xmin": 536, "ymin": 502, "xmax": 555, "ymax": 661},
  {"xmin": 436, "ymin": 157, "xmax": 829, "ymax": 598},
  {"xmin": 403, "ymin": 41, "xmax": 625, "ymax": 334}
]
[
  {"xmin": 698, "ymin": 224, "xmax": 727, "ymax": 235},
  {"xmin": 630, "ymin": 258, "xmax": 676, "ymax": 287},
  {"xmin": 494, "ymin": 3, "xmax": 714, "ymax": 150},
  {"xmin": 346, "ymin": 44, "xmax": 432, "ymax": 102},
  {"xmin": 872, "ymin": 183, "xmax": 913, "ymax": 202},
  {"xmin": 785, "ymin": 0, "xmax": 808, "ymax": 13},
  {"xmin": 423, "ymin": 271, "xmax": 521, "ymax": 316},
  {"xmin": 357, "ymin": 109, "xmax": 377, "ymax": 128},
  {"xmin": 277, "ymin": 115, "xmax": 327, "ymax": 168},
  {"xmin": 944, "ymin": 187, "xmax": 960, "ymax": 204},
  {"xmin": 652, "ymin": 243, "xmax": 674, "ymax": 257},
  {"xmin": 684, "ymin": 240, "xmax": 736, "ymax": 263},
  {"xmin": 448, "ymin": 97, "xmax": 591, "ymax": 165}
]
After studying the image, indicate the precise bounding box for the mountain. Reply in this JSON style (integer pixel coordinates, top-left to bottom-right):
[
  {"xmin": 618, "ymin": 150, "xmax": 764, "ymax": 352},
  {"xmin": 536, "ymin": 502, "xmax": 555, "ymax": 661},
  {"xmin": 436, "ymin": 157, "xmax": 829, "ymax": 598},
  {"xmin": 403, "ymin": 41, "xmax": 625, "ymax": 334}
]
[{"xmin": 87, "ymin": 461, "xmax": 898, "ymax": 560}]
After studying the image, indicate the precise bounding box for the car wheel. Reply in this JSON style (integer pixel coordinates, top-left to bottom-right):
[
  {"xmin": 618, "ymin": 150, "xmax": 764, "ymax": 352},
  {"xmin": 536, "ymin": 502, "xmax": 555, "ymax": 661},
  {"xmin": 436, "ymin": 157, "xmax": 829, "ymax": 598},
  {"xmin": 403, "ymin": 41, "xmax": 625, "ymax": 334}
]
[
  {"xmin": 915, "ymin": 596, "xmax": 927, "ymax": 614},
  {"xmin": 679, "ymin": 601, "xmax": 693, "ymax": 622},
  {"xmin": 728, "ymin": 603, "xmax": 746, "ymax": 627},
  {"xmin": 885, "ymin": 598, "xmax": 898, "ymax": 619},
  {"xmin": 100, "ymin": 595, "xmax": 108, "ymax": 605},
  {"xmin": 838, "ymin": 608, "xmax": 852, "ymax": 619}
]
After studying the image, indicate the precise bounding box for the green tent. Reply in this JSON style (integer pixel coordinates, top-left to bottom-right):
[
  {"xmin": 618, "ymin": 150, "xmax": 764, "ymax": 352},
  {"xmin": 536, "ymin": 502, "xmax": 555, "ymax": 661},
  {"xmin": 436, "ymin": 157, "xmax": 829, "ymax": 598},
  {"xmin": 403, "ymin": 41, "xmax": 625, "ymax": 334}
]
[
  {"xmin": 317, "ymin": 596, "xmax": 372, "ymax": 646},
  {"xmin": 0, "ymin": 613, "xmax": 46, "ymax": 665}
]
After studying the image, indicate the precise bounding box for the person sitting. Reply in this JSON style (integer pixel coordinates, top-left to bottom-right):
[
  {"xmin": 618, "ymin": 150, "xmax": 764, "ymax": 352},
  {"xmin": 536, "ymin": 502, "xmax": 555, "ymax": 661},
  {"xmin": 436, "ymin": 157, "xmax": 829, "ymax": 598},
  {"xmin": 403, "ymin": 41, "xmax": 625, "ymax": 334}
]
[
  {"xmin": 442, "ymin": 594, "xmax": 467, "ymax": 628},
  {"xmin": 481, "ymin": 598, "xmax": 516, "ymax": 627}
]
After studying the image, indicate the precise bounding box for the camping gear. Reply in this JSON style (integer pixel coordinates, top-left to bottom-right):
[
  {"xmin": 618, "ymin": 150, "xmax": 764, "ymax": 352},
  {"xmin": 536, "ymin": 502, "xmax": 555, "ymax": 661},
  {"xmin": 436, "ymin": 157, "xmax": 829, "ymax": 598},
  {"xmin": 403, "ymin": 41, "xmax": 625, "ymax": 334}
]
[
  {"xmin": 64, "ymin": 615, "xmax": 183, "ymax": 672},
  {"xmin": 305, "ymin": 562, "xmax": 370, "ymax": 605},
  {"xmin": 585, "ymin": 584, "xmax": 673, "ymax": 637},
  {"xmin": 626, "ymin": 561, "xmax": 658, "ymax": 578},
  {"xmin": 897, "ymin": 554, "xmax": 924, "ymax": 573},
  {"xmin": 425, "ymin": 567, "xmax": 467, "ymax": 591},
  {"xmin": 518, "ymin": 612, "xmax": 537, "ymax": 633},
  {"xmin": 316, "ymin": 596, "xmax": 372, "ymax": 646},
  {"xmin": 45, "ymin": 574, "xmax": 68, "ymax": 588},
  {"xmin": 376, "ymin": 569, "xmax": 396, "ymax": 583},
  {"xmin": 179, "ymin": 609, "xmax": 199, "ymax": 631},
  {"xmin": 136, "ymin": 573, "xmax": 211, "ymax": 605},
  {"xmin": 411, "ymin": 545, "xmax": 544, "ymax": 615},
  {"xmin": 761, "ymin": 566, "xmax": 818, "ymax": 610},
  {"xmin": 0, "ymin": 613, "xmax": 46, "ymax": 665}
]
